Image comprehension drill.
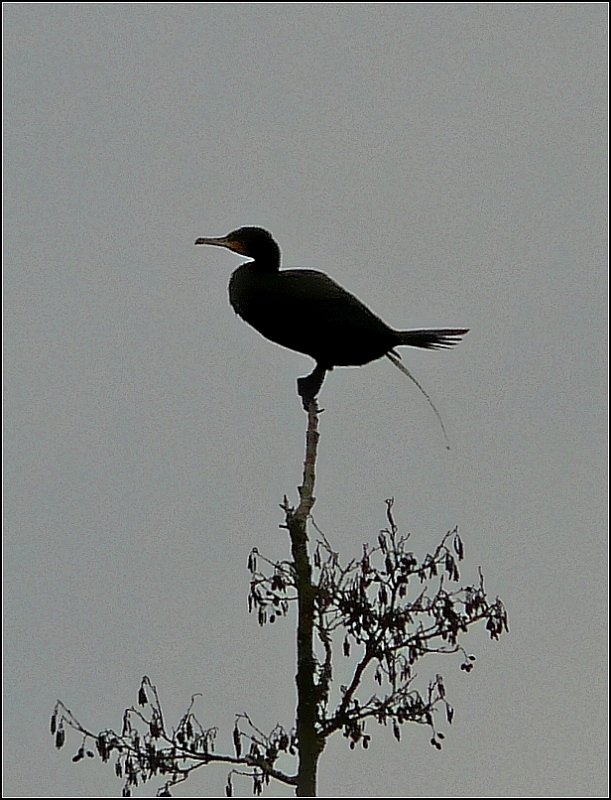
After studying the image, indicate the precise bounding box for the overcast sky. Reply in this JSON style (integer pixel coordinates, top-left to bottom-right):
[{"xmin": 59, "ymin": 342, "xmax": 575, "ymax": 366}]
[{"xmin": 4, "ymin": 3, "xmax": 608, "ymax": 797}]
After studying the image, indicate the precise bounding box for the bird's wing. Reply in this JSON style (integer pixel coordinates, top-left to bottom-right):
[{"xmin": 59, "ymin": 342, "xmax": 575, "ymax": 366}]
[{"xmin": 272, "ymin": 269, "xmax": 390, "ymax": 328}]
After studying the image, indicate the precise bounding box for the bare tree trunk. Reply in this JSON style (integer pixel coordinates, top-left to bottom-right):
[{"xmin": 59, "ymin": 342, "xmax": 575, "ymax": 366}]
[{"xmin": 286, "ymin": 402, "xmax": 323, "ymax": 797}]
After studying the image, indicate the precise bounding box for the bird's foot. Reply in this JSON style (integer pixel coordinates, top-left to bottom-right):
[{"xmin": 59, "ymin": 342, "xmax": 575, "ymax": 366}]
[
  {"xmin": 297, "ymin": 376, "xmax": 318, "ymax": 412},
  {"xmin": 297, "ymin": 365, "xmax": 328, "ymax": 412}
]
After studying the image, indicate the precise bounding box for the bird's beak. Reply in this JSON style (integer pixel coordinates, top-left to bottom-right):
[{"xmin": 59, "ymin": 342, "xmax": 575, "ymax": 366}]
[{"xmin": 194, "ymin": 235, "xmax": 246, "ymax": 254}]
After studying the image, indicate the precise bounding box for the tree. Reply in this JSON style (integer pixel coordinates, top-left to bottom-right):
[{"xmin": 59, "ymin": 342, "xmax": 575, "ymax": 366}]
[{"xmin": 51, "ymin": 403, "xmax": 508, "ymax": 797}]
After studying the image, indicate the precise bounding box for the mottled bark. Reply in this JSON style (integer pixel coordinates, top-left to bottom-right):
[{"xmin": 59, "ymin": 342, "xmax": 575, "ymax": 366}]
[{"xmin": 285, "ymin": 401, "xmax": 323, "ymax": 796}]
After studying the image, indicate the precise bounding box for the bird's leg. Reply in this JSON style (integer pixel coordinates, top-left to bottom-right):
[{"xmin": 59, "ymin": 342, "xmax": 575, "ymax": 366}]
[{"xmin": 297, "ymin": 364, "xmax": 327, "ymax": 411}]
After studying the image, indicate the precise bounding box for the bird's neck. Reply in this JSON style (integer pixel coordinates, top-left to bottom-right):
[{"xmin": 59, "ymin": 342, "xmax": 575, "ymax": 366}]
[
  {"xmin": 250, "ymin": 238, "xmax": 281, "ymax": 271},
  {"xmin": 248, "ymin": 254, "xmax": 281, "ymax": 273}
]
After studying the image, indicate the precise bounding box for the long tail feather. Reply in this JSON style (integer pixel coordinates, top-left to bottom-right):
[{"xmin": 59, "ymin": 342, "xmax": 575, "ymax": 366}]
[{"xmin": 386, "ymin": 351, "xmax": 452, "ymax": 450}]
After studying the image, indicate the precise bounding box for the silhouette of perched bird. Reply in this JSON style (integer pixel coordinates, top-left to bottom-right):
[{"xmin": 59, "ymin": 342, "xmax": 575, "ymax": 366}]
[{"xmin": 195, "ymin": 227, "xmax": 468, "ymax": 413}]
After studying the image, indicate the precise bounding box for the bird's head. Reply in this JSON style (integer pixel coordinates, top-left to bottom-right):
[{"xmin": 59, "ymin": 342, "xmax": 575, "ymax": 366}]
[{"xmin": 195, "ymin": 226, "xmax": 280, "ymax": 264}]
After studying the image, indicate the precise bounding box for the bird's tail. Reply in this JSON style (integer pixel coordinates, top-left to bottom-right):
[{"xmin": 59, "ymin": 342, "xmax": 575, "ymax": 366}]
[{"xmin": 396, "ymin": 328, "xmax": 469, "ymax": 350}]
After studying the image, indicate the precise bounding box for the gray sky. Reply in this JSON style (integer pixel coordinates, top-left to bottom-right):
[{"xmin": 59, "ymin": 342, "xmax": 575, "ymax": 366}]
[{"xmin": 3, "ymin": 3, "xmax": 607, "ymax": 797}]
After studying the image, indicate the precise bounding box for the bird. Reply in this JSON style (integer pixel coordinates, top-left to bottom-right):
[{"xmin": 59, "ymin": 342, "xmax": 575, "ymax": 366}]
[{"xmin": 195, "ymin": 226, "xmax": 468, "ymax": 422}]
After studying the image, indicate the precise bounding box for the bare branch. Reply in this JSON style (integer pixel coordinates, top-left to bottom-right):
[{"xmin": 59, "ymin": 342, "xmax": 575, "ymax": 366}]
[{"xmin": 51, "ymin": 405, "xmax": 507, "ymax": 797}]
